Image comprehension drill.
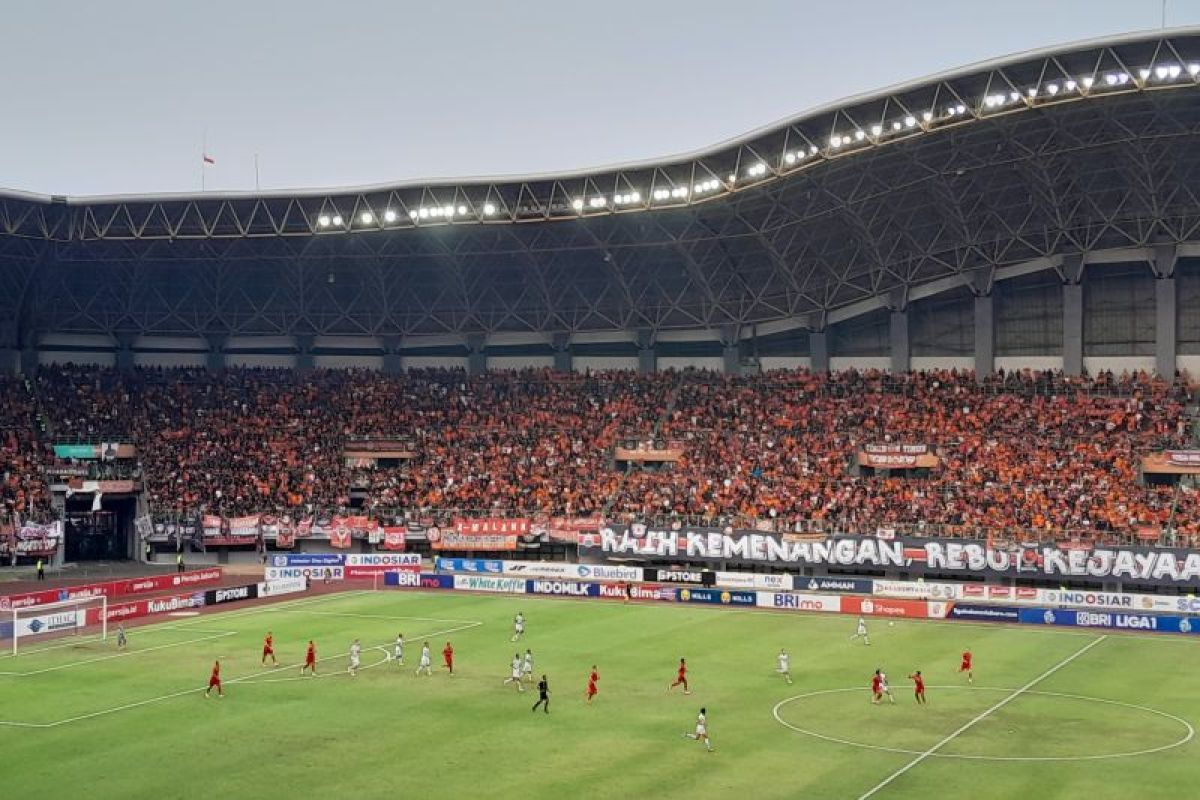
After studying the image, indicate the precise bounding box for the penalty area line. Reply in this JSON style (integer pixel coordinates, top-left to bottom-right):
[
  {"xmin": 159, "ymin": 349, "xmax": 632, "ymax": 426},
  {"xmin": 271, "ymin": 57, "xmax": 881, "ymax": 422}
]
[{"xmin": 856, "ymin": 634, "xmax": 1108, "ymax": 800}]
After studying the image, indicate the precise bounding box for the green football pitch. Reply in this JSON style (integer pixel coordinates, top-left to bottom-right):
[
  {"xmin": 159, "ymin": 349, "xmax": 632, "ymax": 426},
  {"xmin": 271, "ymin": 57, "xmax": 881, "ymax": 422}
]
[{"xmin": 1, "ymin": 590, "xmax": 1197, "ymax": 800}]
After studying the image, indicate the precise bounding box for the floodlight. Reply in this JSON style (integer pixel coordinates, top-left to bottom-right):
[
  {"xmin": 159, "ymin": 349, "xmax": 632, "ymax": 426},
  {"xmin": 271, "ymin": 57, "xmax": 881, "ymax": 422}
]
[
  {"xmin": 317, "ymin": 214, "xmax": 331, "ymax": 227},
  {"xmin": 331, "ymin": 215, "xmax": 343, "ymax": 226},
  {"xmin": 383, "ymin": 210, "xmax": 397, "ymax": 223},
  {"xmin": 360, "ymin": 212, "xmax": 374, "ymax": 224}
]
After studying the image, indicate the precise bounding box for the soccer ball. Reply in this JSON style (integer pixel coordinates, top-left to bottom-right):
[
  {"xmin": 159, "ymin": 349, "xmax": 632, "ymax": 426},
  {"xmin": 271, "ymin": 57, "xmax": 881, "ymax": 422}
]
[{"xmin": 888, "ymin": 621, "xmax": 895, "ymax": 627}]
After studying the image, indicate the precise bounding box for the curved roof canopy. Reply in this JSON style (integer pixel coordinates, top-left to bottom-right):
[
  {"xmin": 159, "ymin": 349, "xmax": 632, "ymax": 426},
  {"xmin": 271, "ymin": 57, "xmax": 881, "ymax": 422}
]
[{"xmin": 4, "ymin": 28, "xmax": 1200, "ymax": 338}]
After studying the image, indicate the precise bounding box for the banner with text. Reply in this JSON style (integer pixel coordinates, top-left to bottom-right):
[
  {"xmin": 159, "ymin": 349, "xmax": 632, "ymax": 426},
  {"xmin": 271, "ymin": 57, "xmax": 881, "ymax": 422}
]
[{"xmin": 585, "ymin": 527, "xmax": 1200, "ymax": 588}]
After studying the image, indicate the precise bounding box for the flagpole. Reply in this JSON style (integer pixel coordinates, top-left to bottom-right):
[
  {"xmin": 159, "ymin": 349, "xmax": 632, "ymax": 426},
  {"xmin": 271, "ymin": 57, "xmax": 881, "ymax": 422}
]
[
  {"xmin": 254, "ymin": 153, "xmax": 260, "ymax": 191},
  {"xmin": 201, "ymin": 129, "xmax": 208, "ymax": 192}
]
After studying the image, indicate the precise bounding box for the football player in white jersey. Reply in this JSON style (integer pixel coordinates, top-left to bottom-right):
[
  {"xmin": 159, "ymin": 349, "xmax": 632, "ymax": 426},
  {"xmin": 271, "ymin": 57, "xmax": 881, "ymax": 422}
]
[
  {"xmin": 849, "ymin": 616, "xmax": 871, "ymax": 645},
  {"xmin": 683, "ymin": 707, "xmax": 713, "ymax": 752},
  {"xmin": 777, "ymin": 648, "xmax": 793, "ymax": 684},
  {"xmin": 503, "ymin": 653, "xmax": 525, "ymax": 691}
]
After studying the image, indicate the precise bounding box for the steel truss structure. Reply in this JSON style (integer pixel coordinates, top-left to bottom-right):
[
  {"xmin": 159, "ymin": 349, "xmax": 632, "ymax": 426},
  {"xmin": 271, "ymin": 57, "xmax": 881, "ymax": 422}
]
[{"xmin": 4, "ymin": 29, "xmax": 1200, "ymax": 340}]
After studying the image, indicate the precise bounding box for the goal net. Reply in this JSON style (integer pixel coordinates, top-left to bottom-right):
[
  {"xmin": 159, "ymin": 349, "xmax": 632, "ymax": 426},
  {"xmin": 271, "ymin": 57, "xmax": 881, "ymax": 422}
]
[{"xmin": 9, "ymin": 595, "xmax": 108, "ymax": 655}]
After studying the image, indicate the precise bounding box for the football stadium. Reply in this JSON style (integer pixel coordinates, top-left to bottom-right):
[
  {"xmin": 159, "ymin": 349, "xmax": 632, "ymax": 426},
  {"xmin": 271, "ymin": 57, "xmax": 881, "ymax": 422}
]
[{"xmin": 4, "ymin": 18, "xmax": 1200, "ymax": 800}]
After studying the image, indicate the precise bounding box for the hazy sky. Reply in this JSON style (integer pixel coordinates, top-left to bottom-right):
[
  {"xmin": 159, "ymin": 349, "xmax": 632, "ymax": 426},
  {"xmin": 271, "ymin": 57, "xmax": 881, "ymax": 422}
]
[{"xmin": 1, "ymin": 0, "xmax": 1196, "ymax": 197}]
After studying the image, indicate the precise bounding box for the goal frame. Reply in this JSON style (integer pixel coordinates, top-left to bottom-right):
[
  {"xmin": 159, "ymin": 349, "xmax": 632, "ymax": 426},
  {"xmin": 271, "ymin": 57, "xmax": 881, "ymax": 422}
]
[{"xmin": 11, "ymin": 595, "xmax": 108, "ymax": 655}]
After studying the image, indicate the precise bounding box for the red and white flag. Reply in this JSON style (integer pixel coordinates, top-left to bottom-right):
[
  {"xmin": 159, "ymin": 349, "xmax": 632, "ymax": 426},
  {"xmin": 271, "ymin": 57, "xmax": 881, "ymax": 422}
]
[{"xmin": 202, "ymin": 153, "xmax": 215, "ymax": 165}]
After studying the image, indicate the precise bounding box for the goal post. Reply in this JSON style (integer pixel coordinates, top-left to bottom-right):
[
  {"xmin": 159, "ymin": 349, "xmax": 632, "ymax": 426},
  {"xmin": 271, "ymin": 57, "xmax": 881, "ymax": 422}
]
[{"xmin": 10, "ymin": 595, "xmax": 108, "ymax": 655}]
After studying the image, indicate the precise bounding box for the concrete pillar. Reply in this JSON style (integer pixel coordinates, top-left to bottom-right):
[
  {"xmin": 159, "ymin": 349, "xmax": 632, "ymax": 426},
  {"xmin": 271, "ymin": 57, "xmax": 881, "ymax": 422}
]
[
  {"xmin": 18, "ymin": 329, "xmax": 37, "ymax": 376},
  {"xmin": 809, "ymin": 330, "xmax": 829, "ymax": 373},
  {"xmin": 295, "ymin": 335, "xmax": 315, "ymax": 370},
  {"xmin": 889, "ymin": 310, "xmax": 910, "ymax": 373},
  {"xmin": 720, "ymin": 325, "xmax": 740, "ymax": 375},
  {"xmin": 1062, "ymin": 254, "xmax": 1084, "ymax": 376},
  {"xmin": 974, "ymin": 294, "xmax": 994, "ymax": 380},
  {"xmin": 205, "ymin": 334, "xmax": 226, "ymax": 373},
  {"xmin": 1152, "ymin": 244, "xmax": 1178, "ymax": 379},
  {"xmin": 382, "ymin": 335, "xmax": 403, "ymax": 375},
  {"xmin": 115, "ymin": 332, "xmax": 136, "ymax": 372},
  {"xmin": 636, "ymin": 329, "xmax": 656, "ymax": 374},
  {"xmin": 466, "ymin": 333, "xmax": 487, "ymax": 376},
  {"xmin": 551, "ymin": 332, "xmax": 572, "ymax": 373}
]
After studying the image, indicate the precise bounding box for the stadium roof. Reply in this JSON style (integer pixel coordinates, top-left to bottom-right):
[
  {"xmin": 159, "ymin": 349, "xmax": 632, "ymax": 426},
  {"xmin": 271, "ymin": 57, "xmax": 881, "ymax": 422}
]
[{"xmin": 5, "ymin": 27, "xmax": 1200, "ymax": 338}]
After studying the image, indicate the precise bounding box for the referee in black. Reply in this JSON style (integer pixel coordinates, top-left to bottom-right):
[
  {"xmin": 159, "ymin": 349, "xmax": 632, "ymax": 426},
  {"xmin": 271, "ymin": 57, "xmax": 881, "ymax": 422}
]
[{"xmin": 531, "ymin": 674, "xmax": 550, "ymax": 714}]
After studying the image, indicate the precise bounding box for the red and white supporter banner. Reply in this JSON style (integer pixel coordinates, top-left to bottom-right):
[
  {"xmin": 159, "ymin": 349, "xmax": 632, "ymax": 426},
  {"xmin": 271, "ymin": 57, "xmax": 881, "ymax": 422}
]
[
  {"xmin": 840, "ymin": 596, "xmax": 929, "ymax": 619},
  {"xmin": 431, "ymin": 522, "xmax": 520, "ymax": 551},
  {"xmin": 545, "ymin": 516, "xmax": 604, "ymax": 543},
  {"xmin": 14, "ymin": 521, "xmax": 63, "ymax": 556},
  {"xmin": 0, "ymin": 568, "xmax": 222, "ymax": 611},
  {"xmin": 455, "ymin": 518, "xmax": 530, "ymax": 536},
  {"xmin": 381, "ymin": 527, "xmax": 407, "ymax": 551},
  {"xmin": 329, "ymin": 528, "xmax": 352, "ymax": 549}
]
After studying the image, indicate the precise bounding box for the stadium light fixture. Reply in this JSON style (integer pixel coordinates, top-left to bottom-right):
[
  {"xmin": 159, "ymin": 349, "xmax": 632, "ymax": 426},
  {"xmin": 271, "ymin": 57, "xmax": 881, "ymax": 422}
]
[
  {"xmin": 1190, "ymin": 64, "xmax": 1200, "ymax": 76},
  {"xmin": 921, "ymin": 111, "xmax": 932, "ymax": 123},
  {"xmin": 317, "ymin": 214, "xmax": 331, "ymax": 228},
  {"xmin": 906, "ymin": 115, "xmax": 919, "ymax": 127},
  {"xmin": 808, "ymin": 145, "xmax": 818, "ymax": 156},
  {"xmin": 443, "ymin": 205, "xmax": 455, "ymax": 217},
  {"xmin": 360, "ymin": 211, "xmax": 374, "ymax": 225},
  {"xmin": 418, "ymin": 207, "xmax": 429, "ymax": 218},
  {"xmin": 870, "ymin": 124, "xmax": 883, "ymax": 136},
  {"xmin": 1026, "ymin": 87, "xmax": 1038, "ymax": 99},
  {"xmin": 457, "ymin": 205, "xmax": 467, "ymax": 215},
  {"xmin": 652, "ymin": 188, "xmax": 670, "ymax": 201},
  {"xmin": 784, "ymin": 152, "xmax": 796, "ymax": 164},
  {"xmin": 331, "ymin": 215, "xmax": 344, "ymax": 226},
  {"xmin": 830, "ymin": 135, "xmax": 843, "ymax": 148},
  {"xmin": 588, "ymin": 196, "xmax": 607, "ymax": 208},
  {"xmin": 408, "ymin": 209, "xmax": 419, "ymax": 220},
  {"xmin": 853, "ymin": 129, "xmax": 866, "ymax": 141},
  {"xmin": 483, "ymin": 202, "xmax": 497, "ymax": 216},
  {"xmin": 1046, "ymin": 83, "xmax": 1059, "ymax": 95},
  {"xmin": 1065, "ymin": 80, "xmax": 1077, "ymax": 91},
  {"xmin": 1082, "ymin": 75, "xmax": 1095, "ymax": 88},
  {"xmin": 383, "ymin": 209, "xmax": 397, "ymax": 223},
  {"xmin": 571, "ymin": 198, "xmax": 584, "ymax": 211},
  {"xmin": 1104, "ymin": 73, "xmax": 1119, "ymax": 86}
]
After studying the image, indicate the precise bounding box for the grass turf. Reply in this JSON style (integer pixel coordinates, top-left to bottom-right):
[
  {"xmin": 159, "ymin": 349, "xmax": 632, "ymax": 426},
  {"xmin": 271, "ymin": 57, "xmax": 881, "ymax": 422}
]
[{"xmin": 0, "ymin": 589, "xmax": 1197, "ymax": 799}]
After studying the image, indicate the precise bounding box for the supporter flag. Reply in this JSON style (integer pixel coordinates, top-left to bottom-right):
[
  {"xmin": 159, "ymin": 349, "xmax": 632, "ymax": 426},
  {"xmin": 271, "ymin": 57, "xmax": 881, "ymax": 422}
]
[
  {"xmin": 329, "ymin": 527, "xmax": 351, "ymax": 549},
  {"xmin": 202, "ymin": 153, "xmax": 215, "ymax": 165},
  {"xmin": 381, "ymin": 527, "xmax": 406, "ymax": 551}
]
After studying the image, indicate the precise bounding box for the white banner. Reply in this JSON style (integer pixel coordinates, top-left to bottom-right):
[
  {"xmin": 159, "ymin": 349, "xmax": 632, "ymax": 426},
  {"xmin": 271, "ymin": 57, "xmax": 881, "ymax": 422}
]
[
  {"xmin": 501, "ymin": 561, "xmax": 643, "ymax": 582},
  {"xmin": 502, "ymin": 561, "xmax": 584, "ymax": 579},
  {"xmin": 257, "ymin": 577, "xmax": 308, "ymax": 597},
  {"xmin": 1037, "ymin": 588, "xmax": 1200, "ymax": 614},
  {"xmin": 872, "ymin": 579, "xmax": 961, "ymax": 600},
  {"xmin": 715, "ymin": 572, "xmax": 793, "ymax": 591},
  {"xmin": 263, "ymin": 566, "xmax": 344, "ymax": 581},
  {"xmin": 453, "ymin": 575, "xmax": 526, "ymax": 593},
  {"xmin": 345, "ymin": 553, "xmax": 422, "ymax": 568},
  {"xmin": 755, "ymin": 592, "xmax": 840, "ymax": 612},
  {"xmin": 16, "ymin": 609, "xmax": 83, "ymax": 637}
]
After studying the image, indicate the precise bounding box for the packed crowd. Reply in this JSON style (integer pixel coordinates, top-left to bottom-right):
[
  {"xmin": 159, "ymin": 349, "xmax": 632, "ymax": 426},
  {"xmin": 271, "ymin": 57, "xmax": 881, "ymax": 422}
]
[
  {"xmin": 611, "ymin": 370, "xmax": 1194, "ymax": 539},
  {"xmin": 2, "ymin": 365, "xmax": 1196, "ymax": 542}
]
